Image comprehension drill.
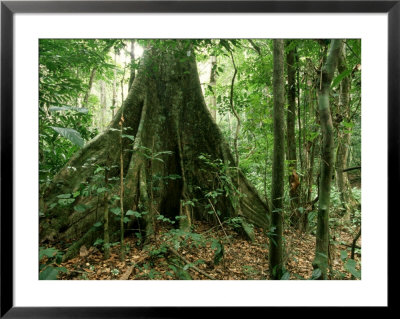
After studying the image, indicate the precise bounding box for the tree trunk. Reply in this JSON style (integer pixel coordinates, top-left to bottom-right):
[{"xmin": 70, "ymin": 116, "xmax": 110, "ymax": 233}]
[
  {"xmin": 286, "ymin": 40, "xmax": 300, "ymax": 228},
  {"xmin": 335, "ymin": 47, "xmax": 357, "ymax": 218},
  {"xmin": 83, "ymin": 68, "xmax": 97, "ymax": 108},
  {"xmin": 40, "ymin": 41, "xmax": 270, "ymax": 259},
  {"xmin": 209, "ymin": 55, "xmax": 217, "ymax": 121},
  {"xmin": 312, "ymin": 39, "xmax": 342, "ymax": 279},
  {"xmin": 269, "ymin": 39, "xmax": 285, "ymax": 280},
  {"xmin": 128, "ymin": 40, "xmax": 136, "ymax": 90},
  {"xmin": 99, "ymin": 80, "xmax": 107, "ymax": 130},
  {"xmin": 112, "ymin": 51, "xmax": 117, "ymax": 118}
]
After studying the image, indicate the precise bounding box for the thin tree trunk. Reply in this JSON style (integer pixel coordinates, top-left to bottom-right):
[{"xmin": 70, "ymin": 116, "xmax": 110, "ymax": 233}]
[
  {"xmin": 83, "ymin": 68, "xmax": 97, "ymax": 108},
  {"xmin": 121, "ymin": 63, "xmax": 126, "ymax": 105},
  {"xmin": 335, "ymin": 46, "xmax": 357, "ymax": 218},
  {"xmin": 112, "ymin": 51, "xmax": 117, "ymax": 118},
  {"xmin": 286, "ymin": 40, "xmax": 300, "ymax": 227},
  {"xmin": 269, "ymin": 39, "xmax": 285, "ymax": 280},
  {"xmin": 229, "ymin": 51, "xmax": 240, "ymax": 168},
  {"xmin": 103, "ymin": 192, "xmax": 110, "ymax": 260},
  {"xmin": 100, "ymin": 80, "xmax": 107, "ymax": 130},
  {"xmin": 128, "ymin": 40, "xmax": 136, "ymax": 90},
  {"xmin": 313, "ymin": 39, "xmax": 343, "ymax": 279},
  {"xmin": 296, "ymin": 50, "xmax": 303, "ymax": 175},
  {"xmin": 209, "ymin": 56, "xmax": 217, "ymax": 121}
]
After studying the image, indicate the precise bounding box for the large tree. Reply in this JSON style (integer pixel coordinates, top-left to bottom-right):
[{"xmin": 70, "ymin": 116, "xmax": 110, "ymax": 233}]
[{"xmin": 39, "ymin": 41, "xmax": 269, "ymax": 259}]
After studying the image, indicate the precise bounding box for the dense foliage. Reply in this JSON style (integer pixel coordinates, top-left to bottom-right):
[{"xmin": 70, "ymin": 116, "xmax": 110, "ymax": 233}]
[{"xmin": 39, "ymin": 39, "xmax": 361, "ymax": 280}]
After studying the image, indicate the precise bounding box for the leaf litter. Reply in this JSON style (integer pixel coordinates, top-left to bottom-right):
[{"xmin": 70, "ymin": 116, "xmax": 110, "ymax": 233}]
[{"xmin": 51, "ymin": 221, "xmax": 361, "ymax": 280}]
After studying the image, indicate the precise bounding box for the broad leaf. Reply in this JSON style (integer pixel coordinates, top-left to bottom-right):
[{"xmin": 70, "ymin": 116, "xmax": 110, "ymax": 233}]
[
  {"xmin": 310, "ymin": 268, "xmax": 322, "ymax": 280},
  {"xmin": 49, "ymin": 106, "xmax": 88, "ymax": 114},
  {"xmin": 281, "ymin": 272, "xmax": 291, "ymax": 280},
  {"xmin": 50, "ymin": 126, "xmax": 84, "ymax": 148},
  {"xmin": 345, "ymin": 259, "xmax": 361, "ymax": 279},
  {"xmin": 39, "ymin": 266, "xmax": 67, "ymax": 280},
  {"xmin": 331, "ymin": 69, "xmax": 352, "ymax": 88}
]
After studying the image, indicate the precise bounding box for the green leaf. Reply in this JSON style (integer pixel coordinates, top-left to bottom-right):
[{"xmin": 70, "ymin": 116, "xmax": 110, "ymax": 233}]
[
  {"xmin": 310, "ymin": 268, "xmax": 322, "ymax": 280},
  {"xmin": 93, "ymin": 222, "xmax": 102, "ymax": 228},
  {"xmin": 39, "ymin": 266, "xmax": 66, "ymax": 280},
  {"xmin": 96, "ymin": 187, "xmax": 107, "ymax": 194},
  {"xmin": 93, "ymin": 238, "xmax": 104, "ymax": 246},
  {"xmin": 57, "ymin": 193, "xmax": 71, "ymax": 199},
  {"xmin": 74, "ymin": 204, "xmax": 87, "ymax": 213},
  {"xmin": 342, "ymin": 121, "xmax": 354, "ymax": 129},
  {"xmin": 48, "ymin": 106, "xmax": 88, "ymax": 114},
  {"xmin": 340, "ymin": 250, "xmax": 348, "ymax": 262},
  {"xmin": 308, "ymin": 211, "xmax": 317, "ymax": 222},
  {"xmin": 344, "ymin": 259, "xmax": 361, "ymax": 279},
  {"xmin": 39, "ymin": 247, "xmax": 58, "ymax": 260},
  {"xmin": 281, "ymin": 272, "xmax": 290, "ymax": 280},
  {"xmin": 331, "ymin": 69, "xmax": 352, "ymax": 88},
  {"xmin": 58, "ymin": 198, "xmax": 75, "ymax": 206},
  {"xmin": 110, "ymin": 207, "xmax": 121, "ymax": 216},
  {"xmin": 211, "ymin": 239, "xmax": 224, "ymax": 265},
  {"xmin": 126, "ymin": 210, "xmax": 141, "ymax": 217},
  {"xmin": 175, "ymin": 268, "xmax": 192, "ymax": 280},
  {"xmin": 94, "ymin": 167, "xmax": 104, "ymax": 174},
  {"xmin": 121, "ymin": 134, "xmax": 135, "ymax": 141},
  {"xmin": 50, "ymin": 126, "xmax": 85, "ymax": 148}
]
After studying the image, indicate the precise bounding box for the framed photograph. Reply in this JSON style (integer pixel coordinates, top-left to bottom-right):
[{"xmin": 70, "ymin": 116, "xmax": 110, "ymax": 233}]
[{"xmin": 1, "ymin": 0, "xmax": 394, "ymax": 316}]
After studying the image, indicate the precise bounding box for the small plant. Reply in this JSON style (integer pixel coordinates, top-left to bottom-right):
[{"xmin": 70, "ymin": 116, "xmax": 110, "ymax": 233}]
[
  {"xmin": 111, "ymin": 268, "xmax": 120, "ymax": 276},
  {"xmin": 39, "ymin": 247, "xmax": 68, "ymax": 280},
  {"xmin": 339, "ymin": 249, "xmax": 361, "ymax": 279}
]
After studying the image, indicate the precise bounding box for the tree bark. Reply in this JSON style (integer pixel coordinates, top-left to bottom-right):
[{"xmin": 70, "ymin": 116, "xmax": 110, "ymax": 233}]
[
  {"xmin": 269, "ymin": 39, "xmax": 285, "ymax": 279},
  {"xmin": 209, "ymin": 55, "xmax": 217, "ymax": 121},
  {"xmin": 83, "ymin": 68, "xmax": 97, "ymax": 108},
  {"xmin": 335, "ymin": 47, "xmax": 357, "ymax": 218},
  {"xmin": 99, "ymin": 80, "xmax": 107, "ymax": 130},
  {"xmin": 128, "ymin": 40, "xmax": 136, "ymax": 90},
  {"xmin": 312, "ymin": 39, "xmax": 343, "ymax": 279},
  {"xmin": 286, "ymin": 40, "xmax": 300, "ymax": 228},
  {"xmin": 40, "ymin": 41, "xmax": 270, "ymax": 259},
  {"xmin": 112, "ymin": 51, "xmax": 117, "ymax": 118}
]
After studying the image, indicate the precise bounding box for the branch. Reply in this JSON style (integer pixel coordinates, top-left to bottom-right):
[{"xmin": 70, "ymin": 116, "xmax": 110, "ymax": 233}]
[
  {"xmin": 228, "ymin": 50, "xmax": 240, "ymax": 167},
  {"xmin": 351, "ymin": 228, "xmax": 361, "ymax": 260},
  {"xmin": 248, "ymin": 39, "xmax": 261, "ymax": 55},
  {"xmin": 207, "ymin": 198, "xmax": 232, "ymax": 244},
  {"xmin": 342, "ymin": 166, "xmax": 361, "ymax": 172},
  {"xmin": 167, "ymin": 246, "xmax": 216, "ymax": 280}
]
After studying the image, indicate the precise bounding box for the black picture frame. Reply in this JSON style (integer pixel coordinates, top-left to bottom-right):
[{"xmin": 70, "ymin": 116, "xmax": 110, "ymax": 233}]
[{"xmin": 1, "ymin": 0, "xmax": 395, "ymax": 317}]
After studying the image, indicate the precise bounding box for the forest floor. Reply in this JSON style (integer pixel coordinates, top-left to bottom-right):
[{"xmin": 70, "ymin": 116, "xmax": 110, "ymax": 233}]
[{"xmin": 52, "ymin": 219, "xmax": 361, "ymax": 280}]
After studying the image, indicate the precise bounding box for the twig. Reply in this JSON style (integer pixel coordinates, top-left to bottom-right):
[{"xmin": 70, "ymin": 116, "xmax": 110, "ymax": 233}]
[
  {"xmin": 344, "ymin": 40, "xmax": 361, "ymax": 61},
  {"xmin": 120, "ymin": 265, "xmax": 135, "ymax": 280},
  {"xmin": 342, "ymin": 166, "xmax": 361, "ymax": 173},
  {"xmin": 167, "ymin": 246, "xmax": 216, "ymax": 280},
  {"xmin": 248, "ymin": 39, "xmax": 261, "ymax": 55},
  {"xmin": 207, "ymin": 198, "xmax": 231, "ymax": 245}
]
